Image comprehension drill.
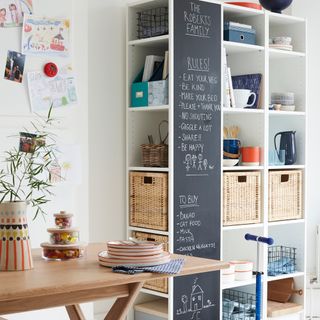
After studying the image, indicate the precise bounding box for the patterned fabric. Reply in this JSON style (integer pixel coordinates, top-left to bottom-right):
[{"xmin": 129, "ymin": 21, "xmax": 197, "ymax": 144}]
[{"xmin": 112, "ymin": 258, "xmax": 185, "ymax": 275}]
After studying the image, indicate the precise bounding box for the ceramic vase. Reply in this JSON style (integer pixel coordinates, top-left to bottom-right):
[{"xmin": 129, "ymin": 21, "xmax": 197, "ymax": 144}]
[{"xmin": 0, "ymin": 201, "xmax": 33, "ymax": 271}]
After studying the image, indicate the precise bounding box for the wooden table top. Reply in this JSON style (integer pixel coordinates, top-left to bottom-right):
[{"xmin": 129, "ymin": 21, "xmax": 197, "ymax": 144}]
[{"xmin": 0, "ymin": 243, "xmax": 228, "ymax": 302}]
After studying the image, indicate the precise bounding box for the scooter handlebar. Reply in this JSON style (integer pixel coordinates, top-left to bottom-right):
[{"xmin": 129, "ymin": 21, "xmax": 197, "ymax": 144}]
[{"xmin": 245, "ymin": 233, "xmax": 274, "ymax": 246}]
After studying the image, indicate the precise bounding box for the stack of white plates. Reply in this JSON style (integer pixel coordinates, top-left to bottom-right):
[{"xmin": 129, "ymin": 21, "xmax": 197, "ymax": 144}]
[
  {"xmin": 270, "ymin": 44, "xmax": 293, "ymax": 51},
  {"xmin": 270, "ymin": 37, "xmax": 293, "ymax": 51},
  {"xmin": 98, "ymin": 240, "xmax": 170, "ymax": 267}
]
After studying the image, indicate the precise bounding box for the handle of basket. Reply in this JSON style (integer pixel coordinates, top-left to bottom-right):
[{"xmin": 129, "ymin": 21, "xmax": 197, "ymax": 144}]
[
  {"xmin": 245, "ymin": 233, "xmax": 274, "ymax": 246},
  {"xmin": 159, "ymin": 120, "xmax": 168, "ymax": 144}
]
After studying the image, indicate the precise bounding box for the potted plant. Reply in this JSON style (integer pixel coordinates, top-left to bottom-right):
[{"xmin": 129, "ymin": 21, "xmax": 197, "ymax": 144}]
[{"xmin": 0, "ymin": 107, "xmax": 57, "ymax": 271}]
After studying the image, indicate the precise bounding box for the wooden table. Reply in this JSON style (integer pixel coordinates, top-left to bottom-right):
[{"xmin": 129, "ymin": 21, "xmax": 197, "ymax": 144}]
[{"xmin": 0, "ymin": 243, "xmax": 228, "ymax": 320}]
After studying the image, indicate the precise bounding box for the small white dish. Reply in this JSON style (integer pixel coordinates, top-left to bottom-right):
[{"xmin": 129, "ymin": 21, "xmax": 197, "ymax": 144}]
[{"xmin": 223, "ymin": 159, "xmax": 239, "ymax": 167}]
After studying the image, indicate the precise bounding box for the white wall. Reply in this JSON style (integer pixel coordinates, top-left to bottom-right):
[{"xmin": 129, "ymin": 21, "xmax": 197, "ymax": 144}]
[
  {"xmin": 0, "ymin": 0, "xmax": 91, "ymax": 318},
  {"xmin": 88, "ymin": 0, "xmax": 126, "ymax": 316}
]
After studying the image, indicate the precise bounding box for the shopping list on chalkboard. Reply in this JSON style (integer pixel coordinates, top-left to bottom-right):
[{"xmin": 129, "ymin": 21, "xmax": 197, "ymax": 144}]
[{"xmin": 174, "ymin": 0, "xmax": 221, "ymax": 319}]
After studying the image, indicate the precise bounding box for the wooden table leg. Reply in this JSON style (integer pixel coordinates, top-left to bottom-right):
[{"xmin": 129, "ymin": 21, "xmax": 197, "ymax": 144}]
[
  {"xmin": 66, "ymin": 304, "xmax": 86, "ymax": 320},
  {"xmin": 104, "ymin": 282, "xmax": 144, "ymax": 320}
]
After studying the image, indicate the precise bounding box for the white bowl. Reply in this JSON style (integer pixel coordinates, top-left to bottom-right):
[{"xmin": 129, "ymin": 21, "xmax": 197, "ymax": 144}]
[{"xmin": 223, "ymin": 159, "xmax": 239, "ymax": 167}]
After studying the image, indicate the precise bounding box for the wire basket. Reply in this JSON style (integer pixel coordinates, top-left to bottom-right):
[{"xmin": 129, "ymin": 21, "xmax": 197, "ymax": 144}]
[
  {"xmin": 137, "ymin": 7, "xmax": 168, "ymax": 39},
  {"xmin": 268, "ymin": 246, "xmax": 297, "ymax": 276},
  {"xmin": 223, "ymin": 289, "xmax": 256, "ymax": 320},
  {"xmin": 141, "ymin": 120, "xmax": 168, "ymax": 167}
]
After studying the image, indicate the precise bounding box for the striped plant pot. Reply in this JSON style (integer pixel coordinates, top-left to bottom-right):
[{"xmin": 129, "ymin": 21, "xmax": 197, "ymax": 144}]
[{"xmin": 0, "ymin": 202, "xmax": 33, "ymax": 271}]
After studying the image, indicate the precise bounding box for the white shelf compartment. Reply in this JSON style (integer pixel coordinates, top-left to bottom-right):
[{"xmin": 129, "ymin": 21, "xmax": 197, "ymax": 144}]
[
  {"xmin": 269, "ymin": 117, "xmax": 306, "ymax": 166},
  {"xmin": 269, "ymin": 12, "xmax": 306, "ymax": 54},
  {"xmin": 129, "ymin": 105, "xmax": 169, "ymax": 112},
  {"xmin": 269, "ymin": 110, "xmax": 305, "ymax": 117},
  {"xmin": 128, "ymin": 35, "xmax": 169, "ymax": 47},
  {"xmin": 224, "ymin": 112, "xmax": 265, "ymax": 158},
  {"xmin": 223, "ymin": 223, "xmax": 264, "ymax": 231},
  {"xmin": 128, "ymin": 226, "xmax": 170, "ymax": 236},
  {"xmin": 227, "ymin": 49, "xmax": 266, "ymax": 108},
  {"xmin": 224, "ymin": 41, "xmax": 264, "ymax": 54},
  {"xmin": 268, "ymin": 223, "xmax": 305, "ymax": 275},
  {"xmin": 223, "ymin": 228, "xmax": 264, "ymax": 271},
  {"xmin": 127, "ymin": 0, "xmax": 169, "ymax": 42},
  {"xmin": 223, "ymin": 108, "xmax": 264, "ymax": 114},
  {"xmin": 128, "ymin": 43, "xmax": 168, "ymax": 86},
  {"xmin": 267, "ymin": 272, "xmax": 305, "ymax": 282},
  {"xmin": 223, "ymin": 5, "xmax": 266, "ymax": 47},
  {"xmin": 223, "ymin": 166, "xmax": 264, "ymax": 171},
  {"xmin": 128, "ymin": 110, "xmax": 168, "ymax": 167},
  {"xmin": 268, "ymin": 219, "xmax": 305, "ymax": 227},
  {"xmin": 140, "ymin": 288, "xmax": 169, "ymax": 299},
  {"xmin": 129, "ymin": 166, "xmax": 169, "ymax": 172}
]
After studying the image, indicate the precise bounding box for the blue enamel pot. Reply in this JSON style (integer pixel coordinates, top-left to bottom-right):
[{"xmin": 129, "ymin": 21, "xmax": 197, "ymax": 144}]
[{"xmin": 259, "ymin": 0, "xmax": 293, "ymax": 13}]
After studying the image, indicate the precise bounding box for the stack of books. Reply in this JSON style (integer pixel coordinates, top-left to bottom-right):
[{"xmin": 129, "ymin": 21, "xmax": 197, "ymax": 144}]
[{"xmin": 98, "ymin": 240, "xmax": 170, "ymax": 267}]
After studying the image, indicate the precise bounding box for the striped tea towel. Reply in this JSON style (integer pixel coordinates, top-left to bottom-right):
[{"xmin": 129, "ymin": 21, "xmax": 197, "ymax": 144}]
[{"xmin": 112, "ymin": 258, "xmax": 185, "ymax": 275}]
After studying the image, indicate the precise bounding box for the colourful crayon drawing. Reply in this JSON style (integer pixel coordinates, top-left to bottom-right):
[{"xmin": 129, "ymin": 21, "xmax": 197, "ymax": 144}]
[
  {"xmin": 0, "ymin": 0, "xmax": 22, "ymax": 27},
  {"xmin": 27, "ymin": 68, "xmax": 78, "ymax": 112},
  {"xmin": 0, "ymin": 0, "xmax": 32, "ymax": 27},
  {"xmin": 22, "ymin": 15, "xmax": 70, "ymax": 56}
]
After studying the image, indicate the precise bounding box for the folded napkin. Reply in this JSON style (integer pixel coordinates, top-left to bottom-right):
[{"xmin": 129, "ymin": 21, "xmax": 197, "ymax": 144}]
[{"xmin": 112, "ymin": 258, "xmax": 185, "ymax": 275}]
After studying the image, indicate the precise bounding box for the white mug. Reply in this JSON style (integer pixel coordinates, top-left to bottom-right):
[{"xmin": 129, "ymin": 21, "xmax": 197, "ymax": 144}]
[{"xmin": 233, "ymin": 89, "xmax": 257, "ymax": 108}]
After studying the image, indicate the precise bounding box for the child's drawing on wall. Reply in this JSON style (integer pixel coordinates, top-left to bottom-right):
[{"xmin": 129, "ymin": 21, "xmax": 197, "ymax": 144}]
[
  {"xmin": 0, "ymin": 0, "xmax": 31, "ymax": 27},
  {"xmin": 22, "ymin": 15, "xmax": 70, "ymax": 57}
]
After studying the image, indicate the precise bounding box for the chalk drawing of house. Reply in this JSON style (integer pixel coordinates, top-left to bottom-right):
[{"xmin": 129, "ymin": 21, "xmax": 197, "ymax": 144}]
[{"xmin": 190, "ymin": 285, "xmax": 203, "ymax": 312}]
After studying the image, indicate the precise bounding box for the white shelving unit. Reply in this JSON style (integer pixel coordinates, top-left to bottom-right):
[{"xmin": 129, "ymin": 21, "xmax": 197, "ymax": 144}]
[
  {"xmin": 126, "ymin": 1, "xmax": 307, "ymax": 319},
  {"xmin": 222, "ymin": 5, "xmax": 307, "ymax": 320}
]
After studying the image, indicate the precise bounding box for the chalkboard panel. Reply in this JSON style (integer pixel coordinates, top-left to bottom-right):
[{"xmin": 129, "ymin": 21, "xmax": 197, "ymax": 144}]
[{"xmin": 174, "ymin": 0, "xmax": 221, "ymax": 319}]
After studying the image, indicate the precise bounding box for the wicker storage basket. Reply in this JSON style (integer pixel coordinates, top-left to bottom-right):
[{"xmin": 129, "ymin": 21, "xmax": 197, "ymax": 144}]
[
  {"xmin": 132, "ymin": 231, "xmax": 168, "ymax": 293},
  {"xmin": 140, "ymin": 120, "xmax": 168, "ymax": 168},
  {"xmin": 141, "ymin": 144, "xmax": 168, "ymax": 167},
  {"xmin": 129, "ymin": 172, "xmax": 168, "ymax": 231},
  {"xmin": 223, "ymin": 171, "xmax": 261, "ymax": 226},
  {"xmin": 268, "ymin": 170, "xmax": 303, "ymax": 222}
]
